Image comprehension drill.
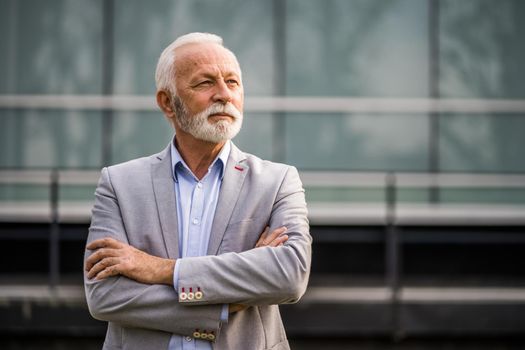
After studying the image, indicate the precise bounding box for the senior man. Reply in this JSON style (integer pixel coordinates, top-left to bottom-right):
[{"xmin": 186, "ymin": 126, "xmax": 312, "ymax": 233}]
[{"xmin": 84, "ymin": 32, "xmax": 311, "ymax": 350}]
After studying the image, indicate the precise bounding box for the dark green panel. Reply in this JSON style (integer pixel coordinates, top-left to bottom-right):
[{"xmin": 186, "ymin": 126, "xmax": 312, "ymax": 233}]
[
  {"xmin": 13, "ymin": 0, "xmax": 103, "ymax": 94},
  {"xmin": 111, "ymin": 111, "xmax": 275, "ymax": 164},
  {"xmin": 439, "ymin": 188, "xmax": 525, "ymax": 204},
  {"xmin": 440, "ymin": 0, "xmax": 525, "ymax": 98},
  {"xmin": 0, "ymin": 184, "xmax": 49, "ymax": 201},
  {"xmin": 60, "ymin": 185, "xmax": 98, "ymax": 201},
  {"xmin": 0, "ymin": 109, "xmax": 103, "ymax": 168},
  {"xmin": 440, "ymin": 114, "xmax": 525, "ymax": 172},
  {"xmin": 232, "ymin": 113, "xmax": 274, "ymax": 161},
  {"xmin": 285, "ymin": 113, "xmax": 429, "ymax": 171},
  {"xmin": 286, "ymin": 0, "xmax": 429, "ymax": 97},
  {"xmin": 111, "ymin": 111, "xmax": 174, "ymax": 164},
  {"xmin": 113, "ymin": 0, "xmax": 274, "ymax": 96},
  {"xmin": 0, "ymin": 0, "xmax": 14, "ymax": 94}
]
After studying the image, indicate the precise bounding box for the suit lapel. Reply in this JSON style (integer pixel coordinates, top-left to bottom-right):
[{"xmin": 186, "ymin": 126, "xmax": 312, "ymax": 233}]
[
  {"xmin": 151, "ymin": 145, "xmax": 180, "ymax": 259},
  {"xmin": 207, "ymin": 143, "xmax": 248, "ymax": 255}
]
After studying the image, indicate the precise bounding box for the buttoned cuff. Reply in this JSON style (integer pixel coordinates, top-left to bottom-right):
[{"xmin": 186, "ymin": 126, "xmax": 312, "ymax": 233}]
[
  {"xmin": 220, "ymin": 304, "xmax": 229, "ymax": 323},
  {"xmin": 173, "ymin": 258, "xmax": 182, "ymax": 292}
]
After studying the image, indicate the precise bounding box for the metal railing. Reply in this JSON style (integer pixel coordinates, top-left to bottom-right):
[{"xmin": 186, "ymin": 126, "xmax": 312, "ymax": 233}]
[
  {"xmin": 2, "ymin": 169, "xmax": 525, "ymax": 223},
  {"xmin": 2, "ymin": 95, "xmax": 525, "ymax": 114},
  {"xmin": 1, "ymin": 169, "xmax": 525, "ymax": 336}
]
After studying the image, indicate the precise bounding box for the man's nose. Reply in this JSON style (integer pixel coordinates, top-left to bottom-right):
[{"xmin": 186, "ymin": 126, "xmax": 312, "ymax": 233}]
[{"xmin": 212, "ymin": 80, "xmax": 233, "ymax": 104}]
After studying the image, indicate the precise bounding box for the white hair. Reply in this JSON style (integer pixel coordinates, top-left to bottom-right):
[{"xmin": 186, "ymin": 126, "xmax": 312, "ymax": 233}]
[{"xmin": 155, "ymin": 32, "xmax": 224, "ymax": 94}]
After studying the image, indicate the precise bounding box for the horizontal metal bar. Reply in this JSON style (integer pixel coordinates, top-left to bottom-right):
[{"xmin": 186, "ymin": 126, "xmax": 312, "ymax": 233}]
[
  {"xmin": 0, "ymin": 170, "xmax": 100, "ymax": 185},
  {"xmin": 59, "ymin": 170, "xmax": 101, "ymax": 185},
  {"xmin": 394, "ymin": 204, "xmax": 525, "ymax": 226},
  {"xmin": 1, "ymin": 201, "xmax": 524, "ymax": 226},
  {"xmin": 303, "ymin": 172, "xmax": 525, "ymax": 188},
  {"xmin": 0, "ymin": 285, "xmax": 85, "ymax": 303},
  {"xmin": 401, "ymin": 287, "xmax": 525, "ymax": 303},
  {"xmin": 2, "ymin": 95, "xmax": 525, "ymax": 114},
  {"xmin": 0, "ymin": 170, "xmax": 53, "ymax": 185},
  {"xmin": 1, "ymin": 285, "xmax": 524, "ymax": 305},
  {"xmin": 303, "ymin": 287, "xmax": 392, "ymax": 303},
  {"xmin": 300, "ymin": 172, "xmax": 387, "ymax": 187},
  {"xmin": 395, "ymin": 172, "xmax": 525, "ymax": 188},
  {"xmin": 3, "ymin": 170, "xmax": 525, "ymax": 188},
  {"xmin": 300, "ymin": 286, "xmax": 525, "ymax": 304}
]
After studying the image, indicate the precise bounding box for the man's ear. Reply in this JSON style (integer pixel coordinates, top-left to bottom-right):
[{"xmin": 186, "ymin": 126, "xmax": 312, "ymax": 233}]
[{"xmin": 156, "ymin": 90, "xmax": 175, "ymax": 118}]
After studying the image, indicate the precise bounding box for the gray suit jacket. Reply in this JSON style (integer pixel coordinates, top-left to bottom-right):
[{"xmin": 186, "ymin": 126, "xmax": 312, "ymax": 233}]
[{"xmin": 84, "ymin": 142, "xmax": 311, "ymax": 350}]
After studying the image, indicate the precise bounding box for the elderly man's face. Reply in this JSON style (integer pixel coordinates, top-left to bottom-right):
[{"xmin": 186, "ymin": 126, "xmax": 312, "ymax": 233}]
[{"xmin": 172, "ymin": 43, "xmax": 244, "ymax": 143}]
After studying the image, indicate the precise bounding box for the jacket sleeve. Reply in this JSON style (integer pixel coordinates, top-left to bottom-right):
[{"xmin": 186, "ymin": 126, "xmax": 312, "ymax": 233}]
[
  {"xmin": 84, "ymin": 167, "xmax": 223, "ymax": 336},
  {"xmin": 176, "ymin": 166, "xmax": 312, "ymax": 306}
]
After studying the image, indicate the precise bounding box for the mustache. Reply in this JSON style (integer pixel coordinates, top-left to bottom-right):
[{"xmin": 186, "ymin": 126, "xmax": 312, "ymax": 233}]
[{"xmin": 203, "ymin": 103, "xmax": 242, "ymax": 120}]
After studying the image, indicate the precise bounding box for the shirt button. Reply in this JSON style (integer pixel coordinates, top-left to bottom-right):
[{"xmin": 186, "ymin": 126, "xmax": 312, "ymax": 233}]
[
  {"xmin": 197, "ymin": 182, "xmax": 203, "ymax": 188},
  {"xmin": 185, "ymin": 336, "xmax": 192, "ymax": 342},
  {"xmin": 193, "ymin": 218, "xmax": 199, "ymax": 225}
]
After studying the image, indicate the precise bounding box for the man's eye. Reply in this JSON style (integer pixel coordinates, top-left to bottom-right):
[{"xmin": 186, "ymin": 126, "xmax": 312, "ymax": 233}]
[
  {"xmin": 198, "ymin": 81, "xmax": 213, "ymax": 86},
  {"xmin": 227, "ymin": 79, "xmax": 239, "ymax": 85}
]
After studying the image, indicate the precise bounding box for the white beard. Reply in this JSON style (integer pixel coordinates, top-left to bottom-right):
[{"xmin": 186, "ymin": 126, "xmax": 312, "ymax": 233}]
[{"xmin": 173, "ymin": 97, "xmax": 243, "ymax": 143}]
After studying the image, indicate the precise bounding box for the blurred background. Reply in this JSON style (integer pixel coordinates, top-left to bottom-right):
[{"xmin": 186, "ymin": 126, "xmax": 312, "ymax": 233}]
[{"xmin": 1, "ymin": 0, "xmax": 525, "ymax": 349}]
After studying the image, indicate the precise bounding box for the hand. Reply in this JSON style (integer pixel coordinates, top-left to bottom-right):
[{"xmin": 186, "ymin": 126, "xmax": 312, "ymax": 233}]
[
  {"xmin": 255, "ymin": 226, "xmax": 288, "ymax": 248},
  {"xmin": 85, "ymin": 237, "xmax": 175, "ymax": 285},
  {"xmin": 229, "ymin": 226, "xmax": 288, "ymax": 314}
]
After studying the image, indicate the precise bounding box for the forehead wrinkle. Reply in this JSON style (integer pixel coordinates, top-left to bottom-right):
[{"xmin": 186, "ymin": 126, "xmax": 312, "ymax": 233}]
[
  {"xmin": 174, "ymin": 43, "xmax": 241, "ymax": 81},
  {"xmin": 190, "ymin": 63, "xmax": 241, "ymax": 81}
]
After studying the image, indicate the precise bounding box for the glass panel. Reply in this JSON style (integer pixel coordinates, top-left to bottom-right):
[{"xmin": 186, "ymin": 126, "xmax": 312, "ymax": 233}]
[
  {"xmin": 286, "ymin": 0, "xmax": 429, "ymax": 97},
  {"xmin": 9, "ymin": 0, "xmax": 103, "ymax": 94},
  {"xmin": 111, "ymin": 111, "xmax": 274, "ymax": 165},
  {"xmin": 440, "ymin": 0, "xmax": 525, "ymax": 98},
  {"xmin": 285, "ymin": 113, "xmax": 429, "ymax": 171},
  {"xmin": 111, "ymin": 111, "xmax": 174, "ymax": 164},
  {"xmin": 439, "ymin": 188, "xmax": 525, "ymax": 205},
  {"xmin": 113, "ymin": 0, "xmax": 274, "ymax": 96},
  {"xmin": 60, "ymin": 185, "xmax": 98, "ymax": 201},
  {"xmin": 0, "ymin": 0, "xmax": 15, "ymax": 94},
  {"xmin": 0, "ymin": 109, "xmax": 102, "ymax": 168},
  {"xmin": 306, "ymin": 187, "xmax": 385, "ymax": 203},
  {"xmin": 232, "ymin": 113, "xmax": 274, "ymax": 161},
  {"xmin": 0, "ymin": 184, "xmax": 49, "ymax": 201},
  {"xmin": 439, "ymin": 114, "xmax": 525, "ymax": 172}
]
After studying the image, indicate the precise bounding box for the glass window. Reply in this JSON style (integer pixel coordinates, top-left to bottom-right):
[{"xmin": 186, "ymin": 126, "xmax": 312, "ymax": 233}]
[
  {"xmin": 0, "ymin": 0, "xmax": 15, "ymax": 94},
  {"xmin": 0, "ymin": 110, "xmax": 103, "ymax": 168},
  {"xmin": 285, "ymin": 113, "xmax": 429, "ymax": 170},
  {"xmin": 6, "ymin": 0, "xmax": 103, "ymax": 94},
  {"xmin": 113, "ymin": 0, "xmax": 274, "ymax": 96},
  {"xmin": 111, "ymin": 111, "xmax": 275, "ymax": 165},
  {"xmin": 111, "ymin": 111, "xmax": 173, "ymax": 164},
  {"xmin": 439, "ymin": 113, "xmax": 525, "ymax": 172},
  {"xmin": 440, "ymin": 0, "xmax": 525, "ymax": 98},
  {"xmin": 233, "ymin": 113, "xmax": 275, "ymax": 161},
  {"xmin": 286, "ymin": 0, "xmax": 429, "ymax": 97}
]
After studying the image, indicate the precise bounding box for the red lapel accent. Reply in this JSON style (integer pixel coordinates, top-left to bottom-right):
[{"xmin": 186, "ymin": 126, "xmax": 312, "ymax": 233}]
[{"xmin": 234, "ymin": 165, "xmax": 244, "ymax": 171}]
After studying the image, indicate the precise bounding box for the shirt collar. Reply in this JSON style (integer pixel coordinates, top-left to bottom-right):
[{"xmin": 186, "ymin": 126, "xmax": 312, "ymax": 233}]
[{"xmin": 170, "ymin": 136, "xmax": 231, "ymax": 183}]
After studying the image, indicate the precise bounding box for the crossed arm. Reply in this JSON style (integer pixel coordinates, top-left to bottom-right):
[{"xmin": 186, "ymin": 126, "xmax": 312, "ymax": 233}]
[
  {"xmin": 85, "ymin": 226, "xmax": 289, "ymax": 312},
  {"xmin": 84, "ymin": 165, "xmax": 310, "ymax": 336}
]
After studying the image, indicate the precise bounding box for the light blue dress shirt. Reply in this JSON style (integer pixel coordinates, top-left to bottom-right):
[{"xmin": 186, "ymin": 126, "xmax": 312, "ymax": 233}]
[{"xmin": 168, "ymin": 138, "xmax": 231, "ymax": 350}]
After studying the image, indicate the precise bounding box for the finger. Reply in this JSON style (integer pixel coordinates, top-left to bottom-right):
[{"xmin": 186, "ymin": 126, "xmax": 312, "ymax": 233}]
[
  {"xmin": 87, "ymin": 257, "xmax": 120, "ymax": 279},
  {"xmin": 95, "ymin": 264, "xmax": 121, "ymax": 280},
  {"xmin": 85, "ymin": 248, "xmax": 120, "ymax": 271},
  {"xmin": 255, "ymin": 226, "xmax": 270, "ymax": 247},
  {"xmin": 263, "ymin": 227, "xmax": 287, "ymax": 245},
  {"xmin": 268, "ymin": 234, "xmax": 288, "ymax": 247},
  {"xmin": 86, "ymin": 237, "xmax": 122, "ymax": 250}
]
